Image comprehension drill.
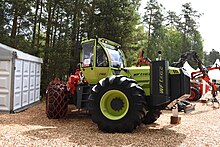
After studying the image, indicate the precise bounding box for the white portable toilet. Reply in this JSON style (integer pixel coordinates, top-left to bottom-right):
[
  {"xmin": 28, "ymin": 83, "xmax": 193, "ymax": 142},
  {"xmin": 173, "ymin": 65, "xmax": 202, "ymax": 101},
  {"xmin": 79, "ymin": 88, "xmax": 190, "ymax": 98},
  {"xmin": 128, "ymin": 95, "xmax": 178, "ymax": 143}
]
[{"xmin": 0, "ymin": 43, "xmax": 43, "ymax": 113}]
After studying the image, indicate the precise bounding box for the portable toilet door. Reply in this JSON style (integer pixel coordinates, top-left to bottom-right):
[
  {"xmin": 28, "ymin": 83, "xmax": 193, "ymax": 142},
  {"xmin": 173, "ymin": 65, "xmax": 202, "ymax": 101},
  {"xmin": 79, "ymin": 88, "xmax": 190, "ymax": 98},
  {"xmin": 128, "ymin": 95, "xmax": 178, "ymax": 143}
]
[{"xmin": 0, "ymin": 57, "xmax": 12, "ymax": 112}]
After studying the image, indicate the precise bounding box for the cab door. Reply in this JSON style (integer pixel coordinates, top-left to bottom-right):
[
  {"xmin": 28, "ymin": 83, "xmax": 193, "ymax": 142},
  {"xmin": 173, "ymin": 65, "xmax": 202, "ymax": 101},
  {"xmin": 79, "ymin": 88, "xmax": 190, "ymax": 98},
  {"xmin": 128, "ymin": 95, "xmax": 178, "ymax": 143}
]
[
  {"xmin": 81, "ymin": 40, "xmax": 97, "ymax": 84},
  {"xmin": 94, "ymin": 43, "xmax": 111, "ymax": 80},
  {"xmin": 81, "ymin": 40, "xmax": 111, "ymax": 84}
]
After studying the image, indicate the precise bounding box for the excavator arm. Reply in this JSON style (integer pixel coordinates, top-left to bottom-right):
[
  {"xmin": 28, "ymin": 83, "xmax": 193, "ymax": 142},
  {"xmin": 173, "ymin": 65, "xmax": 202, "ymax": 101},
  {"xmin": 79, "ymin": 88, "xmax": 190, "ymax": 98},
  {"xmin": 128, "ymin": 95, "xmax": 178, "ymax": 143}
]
[
  {"xmin": 172, "ymin": 51, "xmax": 207, "ymax": 75},
  {"xmin": 172, "ymin": 51, "xmax": 219, "ymax": 105}
]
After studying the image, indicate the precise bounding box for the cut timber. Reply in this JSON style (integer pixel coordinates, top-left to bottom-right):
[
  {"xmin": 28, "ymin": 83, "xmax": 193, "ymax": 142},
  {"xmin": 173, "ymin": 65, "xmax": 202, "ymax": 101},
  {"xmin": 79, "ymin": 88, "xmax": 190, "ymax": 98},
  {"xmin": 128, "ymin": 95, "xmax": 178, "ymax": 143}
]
[
  {"xmin": 199, "ymin": 99, "xmax": 208, "ymax": 103},
  {"xmin": 170, "ymin": 116, "xmax": 181, "ymax": 124}
]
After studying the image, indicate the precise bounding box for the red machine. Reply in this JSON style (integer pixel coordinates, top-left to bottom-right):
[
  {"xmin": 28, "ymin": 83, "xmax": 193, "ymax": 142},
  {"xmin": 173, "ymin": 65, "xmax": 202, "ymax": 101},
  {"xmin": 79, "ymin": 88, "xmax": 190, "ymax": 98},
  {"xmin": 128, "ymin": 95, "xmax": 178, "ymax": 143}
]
[
  {"xmin": 68, "ymin": 68, "xmax": 88, "ymax": 95},
  {"xmin": 188, "ymin": 81, "xmax": 209, "ymax": 101},
  {"xmin": 172, "ymin": 51, "xmax": 219, "ymax": 104},
  {"xmin": 136, "ymin": 50, "xmax": 150, "ymax": 67},
  {"xmin": 189, "ymin": 65, "xmax": 220, "ymax": 100}
]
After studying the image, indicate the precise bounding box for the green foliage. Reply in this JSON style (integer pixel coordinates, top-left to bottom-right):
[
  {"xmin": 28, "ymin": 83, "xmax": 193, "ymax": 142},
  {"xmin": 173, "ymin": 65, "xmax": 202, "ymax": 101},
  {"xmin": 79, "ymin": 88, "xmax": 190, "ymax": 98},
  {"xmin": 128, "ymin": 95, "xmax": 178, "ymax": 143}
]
[
  {"xmin": 142, "ymin": 0, "xmax": 204, "ymax": 63},
  {"xmin": 204, "ymin": 49, "xmax": 220, "ymax": 66},
  {"xmin": 124, "ymin": 25, "xmax": 148, "ymax": 66},
  {"xmin": 162, "ymin": 27, "xmax": 183, "ymax": 63},
  {"xmin": 0, "ymin": 0, "xmax": 207, "ymax": 93},
  {"xmin": 143, "ymin": 0, "xmax": 165, "ymax": 60}
]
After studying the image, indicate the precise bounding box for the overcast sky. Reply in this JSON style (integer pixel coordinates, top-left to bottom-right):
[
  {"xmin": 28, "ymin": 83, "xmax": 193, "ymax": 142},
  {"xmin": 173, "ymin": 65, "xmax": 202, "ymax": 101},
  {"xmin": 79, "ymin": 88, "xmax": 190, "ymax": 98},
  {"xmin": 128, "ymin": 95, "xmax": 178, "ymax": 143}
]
[{"xmin": 139, "ymin": 0, "xmax": 220, "ymax": 53}]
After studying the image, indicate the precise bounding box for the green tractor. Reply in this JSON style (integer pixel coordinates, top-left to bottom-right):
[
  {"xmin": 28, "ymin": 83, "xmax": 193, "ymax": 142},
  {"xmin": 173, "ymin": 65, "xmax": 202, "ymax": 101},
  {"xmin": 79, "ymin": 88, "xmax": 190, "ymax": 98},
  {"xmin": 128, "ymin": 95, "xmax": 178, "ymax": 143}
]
[{"xmin": 46, "ymin": 38, "xmax": 190, "ymax": 133}]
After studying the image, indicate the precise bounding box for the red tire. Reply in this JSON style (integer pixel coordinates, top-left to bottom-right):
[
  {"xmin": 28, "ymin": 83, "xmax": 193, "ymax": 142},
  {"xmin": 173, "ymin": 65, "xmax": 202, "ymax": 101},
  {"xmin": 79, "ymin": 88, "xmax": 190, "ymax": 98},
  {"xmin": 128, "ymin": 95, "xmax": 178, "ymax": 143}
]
[
  {"xmin": 46, "ymin": 81, "xmax": 68, "ymax": 119},
  {"xmin": 188, "ymin": 87, "xmax": 200, "ymax": 101}
]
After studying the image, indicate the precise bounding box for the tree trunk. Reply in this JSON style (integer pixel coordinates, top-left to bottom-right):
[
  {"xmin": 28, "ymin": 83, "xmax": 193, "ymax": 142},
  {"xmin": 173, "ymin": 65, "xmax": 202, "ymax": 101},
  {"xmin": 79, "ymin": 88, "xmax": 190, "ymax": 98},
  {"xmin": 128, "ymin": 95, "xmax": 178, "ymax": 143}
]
[
  {"xmin": 37, "ymin": 0, "xmax": 43, "ymax": 51},
  {"xmin": 88, "ymin": 1, "xmax": 95, "ymax": 39},
  {"xmin": 11, "ymin": 5, "xmax": 18, "ymax": 39},
  {"xmin": 52, "ymin": 7, "xmax": 59, "ymax": 48},
  {"xmin": 0, "ymin": 1, "xmax": 4, "ymax": 33},
  {"xmin": 45, "ymin": 1, "xmax": 52, "ymax": 49},
  {"xmin": 70, "ymin": 0, "xmax": 79, "ymax": 74},
  {"xmin": 42, "ymin": 0, "xmax": 52, "ymax": 94},
  {"xmin": 32, "ymin": 0, "xmax": 39, "ymax": 50}
]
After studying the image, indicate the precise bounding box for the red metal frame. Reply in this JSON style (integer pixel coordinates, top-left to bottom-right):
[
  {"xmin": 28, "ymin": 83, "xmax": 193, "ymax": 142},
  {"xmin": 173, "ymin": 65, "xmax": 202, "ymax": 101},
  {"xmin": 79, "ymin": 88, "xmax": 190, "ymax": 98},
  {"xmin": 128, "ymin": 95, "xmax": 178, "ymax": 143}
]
[
  {"xmin": 191, "ymin": 66, "xmax": 220, "ymax": 97},
  {"xmin": 136, "ymin": 51, "xmax": 150, "ymax": 67},
  {"xmin": 67, "ymin": 68, "xmax": 88, "ymax": 95}
]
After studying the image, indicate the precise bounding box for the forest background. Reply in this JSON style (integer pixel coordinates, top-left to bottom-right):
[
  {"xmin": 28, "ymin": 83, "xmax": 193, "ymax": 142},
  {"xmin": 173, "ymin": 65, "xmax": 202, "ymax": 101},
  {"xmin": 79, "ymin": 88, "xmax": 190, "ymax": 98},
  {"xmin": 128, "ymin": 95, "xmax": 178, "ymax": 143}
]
[{"xmin": 0, "ymin": 0, "xmax": 219, "ymax": 92}]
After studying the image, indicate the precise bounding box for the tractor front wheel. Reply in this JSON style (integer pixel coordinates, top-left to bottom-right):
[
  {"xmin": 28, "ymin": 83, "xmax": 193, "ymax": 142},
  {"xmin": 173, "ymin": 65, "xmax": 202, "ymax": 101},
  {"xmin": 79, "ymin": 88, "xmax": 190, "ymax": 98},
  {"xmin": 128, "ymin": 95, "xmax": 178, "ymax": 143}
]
[
  {"xmin": 89, "ymin": 76, "xmax": 147, "ymax": 133},
  {"xmin": 46, "ymin": 81, "xmax": 68, "ymax": 119}
]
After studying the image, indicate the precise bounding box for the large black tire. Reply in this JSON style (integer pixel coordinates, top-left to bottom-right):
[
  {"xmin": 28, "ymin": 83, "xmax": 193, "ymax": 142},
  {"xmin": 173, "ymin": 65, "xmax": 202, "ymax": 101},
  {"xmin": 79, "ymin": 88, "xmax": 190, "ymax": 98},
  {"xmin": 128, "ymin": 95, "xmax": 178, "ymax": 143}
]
[
  {"xmin": 188, "ymin": 87, "xmax": 201, "ymax": 101},
  {"xmin": 88, "ymin": 75, "xmax": 147, "ymax": 133},
  {"xmin": 46, "ymin": 82, "xmax": 68, "ymax": 119},
  {"xmin": 142, "ymin": 109, "xmax": 161, "ymax": 124}
]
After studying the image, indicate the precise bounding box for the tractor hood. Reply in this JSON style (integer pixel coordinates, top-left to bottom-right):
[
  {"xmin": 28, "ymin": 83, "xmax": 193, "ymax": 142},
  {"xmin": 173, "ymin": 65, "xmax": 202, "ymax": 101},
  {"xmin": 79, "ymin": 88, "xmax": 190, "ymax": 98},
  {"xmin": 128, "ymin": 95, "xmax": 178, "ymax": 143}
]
[
  {"xmin": 119, "ymin": 66, "xmax": 151, "ymax": 95},
  {"xmin": 119, "ymin": 65, "xmax": 181, "ymax": 96}
]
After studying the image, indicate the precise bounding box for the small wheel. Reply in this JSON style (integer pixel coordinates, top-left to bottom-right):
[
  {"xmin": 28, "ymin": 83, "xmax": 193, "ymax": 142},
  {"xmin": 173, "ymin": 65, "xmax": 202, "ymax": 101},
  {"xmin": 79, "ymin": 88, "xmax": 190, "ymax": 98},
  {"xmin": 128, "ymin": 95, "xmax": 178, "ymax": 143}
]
[
  {"xmin": 89, "ymin": 75, "xmax": 147, "ymax": 133},
  {"xmin": 188, "ymin": 87, "xmax": 200, "ymax": 101},
  {"xmin": 46, "ymin": 81, "xmax": 68, "ymax": 119},
  {"xmin": 142, "ymin": 109, "xmax": 161, "ymax": 124}
]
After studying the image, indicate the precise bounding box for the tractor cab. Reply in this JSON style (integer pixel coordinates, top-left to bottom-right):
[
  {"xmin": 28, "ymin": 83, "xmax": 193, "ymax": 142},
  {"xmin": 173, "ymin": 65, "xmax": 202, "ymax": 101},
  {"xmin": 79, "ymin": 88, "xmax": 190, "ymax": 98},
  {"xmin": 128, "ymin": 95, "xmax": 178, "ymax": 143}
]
[{"xmin": 80, "ymin": 38, "xmax": 126, "ymax": 84}]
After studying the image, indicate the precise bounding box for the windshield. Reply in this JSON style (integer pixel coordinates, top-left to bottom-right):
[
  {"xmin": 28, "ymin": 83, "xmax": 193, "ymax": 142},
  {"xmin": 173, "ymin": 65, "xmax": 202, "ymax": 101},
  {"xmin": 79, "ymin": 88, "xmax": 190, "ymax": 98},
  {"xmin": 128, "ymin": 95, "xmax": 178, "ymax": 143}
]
[{"xmin": 101, "ymin": 42, "xmax": 125, "ymax": 68}]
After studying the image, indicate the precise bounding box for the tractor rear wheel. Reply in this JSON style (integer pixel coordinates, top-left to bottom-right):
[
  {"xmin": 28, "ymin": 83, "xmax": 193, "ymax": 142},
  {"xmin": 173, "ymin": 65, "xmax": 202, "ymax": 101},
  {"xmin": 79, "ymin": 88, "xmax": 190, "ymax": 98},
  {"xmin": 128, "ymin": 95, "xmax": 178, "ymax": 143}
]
[
  {"xmin": 142, "ymin": 109, "xmax": 161, "ymax": 124},
  {"xmin": 188, "ymin": 87, "xmax": 200, "ymax": 101},
  {"xmin": 89, "ymin": 76, "xmax": 147, "ymax": 133},
  {"xmin": 46, "ymin": 81, "xmax": 68, "ymax": 119}
]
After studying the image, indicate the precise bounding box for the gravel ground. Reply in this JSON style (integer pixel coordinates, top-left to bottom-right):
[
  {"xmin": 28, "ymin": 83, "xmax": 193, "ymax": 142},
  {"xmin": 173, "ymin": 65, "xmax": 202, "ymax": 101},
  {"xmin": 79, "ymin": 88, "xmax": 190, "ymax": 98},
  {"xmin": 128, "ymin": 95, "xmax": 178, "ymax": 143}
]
[{"xmin": 0, "ymin": 92, "xmax": 220, "ymax": 147}]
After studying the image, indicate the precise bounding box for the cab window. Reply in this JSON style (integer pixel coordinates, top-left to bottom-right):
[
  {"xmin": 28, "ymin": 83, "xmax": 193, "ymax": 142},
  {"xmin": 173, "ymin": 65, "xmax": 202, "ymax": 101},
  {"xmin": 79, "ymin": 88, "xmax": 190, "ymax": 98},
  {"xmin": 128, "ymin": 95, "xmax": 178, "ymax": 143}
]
[
  {"xmin": 96, "ymin": 44, "xmax": 109, "ymax": 67},
  {"xmin": 82, "ymin": 41, "xmax": 94, "ymax": 67}
]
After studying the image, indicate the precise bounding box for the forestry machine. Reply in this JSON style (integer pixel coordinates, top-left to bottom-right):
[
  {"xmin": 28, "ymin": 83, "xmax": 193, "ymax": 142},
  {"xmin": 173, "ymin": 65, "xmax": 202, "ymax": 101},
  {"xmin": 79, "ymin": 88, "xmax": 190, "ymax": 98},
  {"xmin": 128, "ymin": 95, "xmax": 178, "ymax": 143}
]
[
  {"xmin": 46, "ymin": 38, "xmax": 192, "ymax": 133},
  {"xmin": 188, "ymin": 65, "xmax": 220, "ymax": 101},
  {"xmin": 172, "ymin": 51, "xmax": 219, "ymax": 105}
]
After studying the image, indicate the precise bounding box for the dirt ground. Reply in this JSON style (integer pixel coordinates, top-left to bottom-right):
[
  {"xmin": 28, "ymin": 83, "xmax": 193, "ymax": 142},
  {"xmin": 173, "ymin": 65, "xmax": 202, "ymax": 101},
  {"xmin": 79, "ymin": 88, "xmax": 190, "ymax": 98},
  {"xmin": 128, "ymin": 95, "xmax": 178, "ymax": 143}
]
[{"xmin": 1, "ymin": 92, "xmax": 220, "ymax": 147}]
